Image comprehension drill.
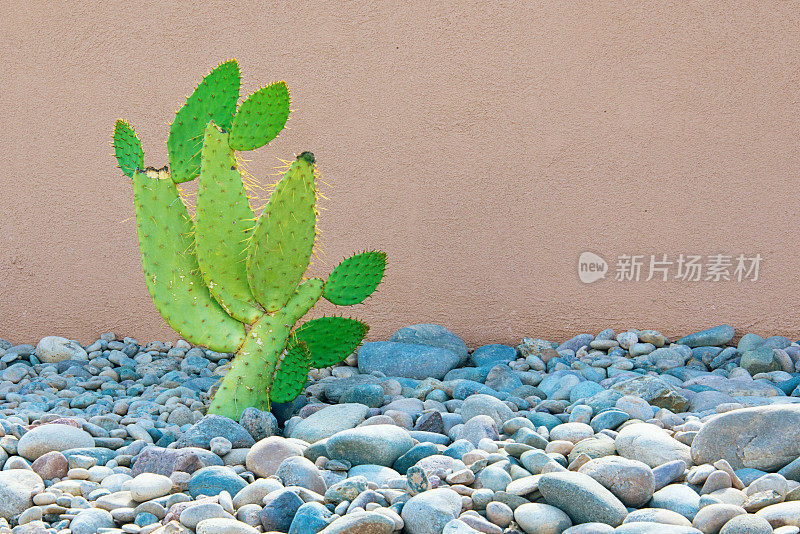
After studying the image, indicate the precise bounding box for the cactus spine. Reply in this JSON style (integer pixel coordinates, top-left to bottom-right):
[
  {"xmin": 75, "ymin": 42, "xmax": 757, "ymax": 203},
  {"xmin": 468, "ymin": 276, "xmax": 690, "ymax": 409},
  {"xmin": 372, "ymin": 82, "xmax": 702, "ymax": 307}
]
[{"xmin": 114, "ymin": 62, "xmax": 387, "ymax": 420}]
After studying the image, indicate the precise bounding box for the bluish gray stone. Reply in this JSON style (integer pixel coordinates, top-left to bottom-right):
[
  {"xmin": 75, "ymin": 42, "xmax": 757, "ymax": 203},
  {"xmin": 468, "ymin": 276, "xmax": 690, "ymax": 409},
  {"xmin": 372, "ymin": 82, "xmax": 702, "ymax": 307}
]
[
  {"xmin": 470, "ymin": 344, "xmax": 517, "ymax": 367},
  {"xmin": 326, "ymin": 424, "xmax": 414, "ymax": 467},
  {"xmin": 175, "ymin": 414, "xmax": 255, "ymax": 449},
  {"xmin": 389, "ymin": 324, "xmax": 469, "ymax": 365},
  {"xmin": 289, "ymin": 403, "xmax": 370, "ymax": 443},
  {"xmin": 590, "ymin": 409, "xmax": 629, "ymax": 432},
  {"xmin": 538, "ymin": 471, "xmax": 627, "ymax": 526},
  {"xmin": 570, "ymin": 381, "xmax": 606, "ymax": 403},
  {"xmin": 484, "ymin": 364, "xmax": 523, "ymax": 392},
  {"xmin": 740, "ymin": 346, "xmax": 780, "ymax": 375},
  {"xmin": 652, "ymin": 460, "xmax": 687, "ymax": 491},
  {"xmin": 392, "ymin": 443, "xmax": 438, "ymax": 475},
  {"xmin": 237, "ymin": 407, "xmax": 279, "ymax": 442},
  {"xmin": 70, "ymin": 508, "xmax": 115, "ymax": 534},
  {"xmin": 288, "ymin": 502, "xmax": 332, "ymax": 534},
  {"xmin": 339, "ymin": 384, "xmax": 385, "ymax": 408},
  {"xmin": 676, "ymin": 325, "xmax": 735, "ymax": 348},
  {"xmin": 558, "ymin": 334, "xmax": 595, "ymax": 352},
  {"xmin": 358, "ymin": 342, "xmax": 461, "ymax": 380},
  {"xmin": 443, "ymin": 439, "xmax": 475, "ymax": 460},
  {"xmin": 650, "ymin": 483, "xmax": 701, "ymax": 520},
  {"xmin": 527, "ymin": 412, "xmax": 562, "ymax": 431},
  {"xmin": 260, "ymin": 489, "xmax": 303, "ymax": 532},
  {"xmin": 738, "ymin": 333, "xmax": 766, "ymax": 352},
  {"xmin": 188, "ymin": 466, "xmax": 247, "ymax": 499},
  {"xmin": 401, "ymin": 488, "xmax": 463, "ymax": 534},
  {"xmin": 452, "ymin": 380, "xmax": 498, "ymax": 400},
  {"xmin": 691, "ymin": 405, "xmax": 800, "ymax": 471}
]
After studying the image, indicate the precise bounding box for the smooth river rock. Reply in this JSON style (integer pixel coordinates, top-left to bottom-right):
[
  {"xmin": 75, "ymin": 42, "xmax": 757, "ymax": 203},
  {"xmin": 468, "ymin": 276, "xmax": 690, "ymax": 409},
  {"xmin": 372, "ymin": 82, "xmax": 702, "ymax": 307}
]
[
  {"xmin": 615, "ymin": 423, "xmax": 692, "ymax": 468},
  {"xmin": 691, "ymin": 405, "xmax": 800, "ymax": 471},
  {"xmin": 538, "ymin": 471, "xmax": 628, "ymax": 526}
]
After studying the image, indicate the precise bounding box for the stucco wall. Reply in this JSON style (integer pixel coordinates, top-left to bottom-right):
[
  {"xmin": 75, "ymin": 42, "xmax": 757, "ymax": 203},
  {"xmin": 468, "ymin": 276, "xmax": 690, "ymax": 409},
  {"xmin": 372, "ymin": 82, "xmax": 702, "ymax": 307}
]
[{"xmin": 1, "ymin": 1, "xmax": 799, "ymax": 347}]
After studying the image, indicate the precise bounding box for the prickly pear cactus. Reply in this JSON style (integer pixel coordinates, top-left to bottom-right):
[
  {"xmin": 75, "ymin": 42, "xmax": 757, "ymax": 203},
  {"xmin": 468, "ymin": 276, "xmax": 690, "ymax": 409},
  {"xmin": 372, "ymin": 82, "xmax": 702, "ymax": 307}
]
[{"xmin": 113, "ymin": 61, "xmax": 387, "ymax": 419}]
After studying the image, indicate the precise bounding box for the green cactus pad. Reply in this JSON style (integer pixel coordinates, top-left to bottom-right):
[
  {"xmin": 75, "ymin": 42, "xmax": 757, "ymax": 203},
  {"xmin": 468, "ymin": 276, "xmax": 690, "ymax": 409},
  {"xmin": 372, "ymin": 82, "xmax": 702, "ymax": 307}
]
[
  {"xmin": 168, "ymin": 60, "xmax": 241, "ymax": 183},
  {"xmin": 208, "ymin": 278, "xmax": 322, "ymax": 419},
  {"xmin": 113, "ymin": 120, "xmax": 144, "ymax": 177},
  {"xmin": 270, "ymin": 339, "xmax": 310, "ymax": 403},
  {"xmin": 132, "ymin": 168, "xmax": 246, "ymax": 352},
  {"xmin": 195, "ymin": 121, "xmax": 263, "ymax": 324},
  {"xmin": 323, "ymin": 251, "xmax": 387, "ymax": 306},
  {"xmin": 228, "ymin": 81, "xmax": 291, "ymax": 151},
  {"xmin": 246, "ymin": 153, "xmax": 317, "ymax": 312},
  {"xmin": 293, "ymin": 316, "xmax": 369, "ymax": 368}
]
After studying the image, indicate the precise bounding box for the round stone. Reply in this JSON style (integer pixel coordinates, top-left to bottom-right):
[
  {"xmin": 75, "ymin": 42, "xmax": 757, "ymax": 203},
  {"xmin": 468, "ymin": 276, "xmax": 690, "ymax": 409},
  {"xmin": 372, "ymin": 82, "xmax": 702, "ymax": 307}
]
[
  {"xmin": 259, "ymin": 489, "xmax": 304, "ymax": 532},
  {"xmin": 514, "ymin": 502, "xmax": 573, "ymax": 534},
  {"xmin": 180, "ymin": 502, "xmax": 228, "ymax": 529},
  {"xmin": 275, "ymin": 456, "xmax": 326, "ymax": 494},
  {"xmin": 30, "ymin": 450, "xmax": 68, "ymax": 479},
  {"xmin": 245, "ymin": 436, "xmax": 304, "ymax": 478},
  {"xmin": 325, "ymin": 424, "xmax": 414, "ymax": 467},
  {"xmin": 17, "ymin": 424, "xmax": 95, "ymax": 460},
  {"xmin": 650, "ymin": 484, "xmax": 702, "ymax": 521},
  {"xmin": 187, "ymin": 466, "xmax": 247, "ymax": 499},
  {"xmin": 69, "ymin": 508, "xmax": 115, "ymax": 534},
  {"xmin": 0, "ymin": 470, "xmax": 44, "ymax": 521},
  {"xmin": 538, "ymin": 471, "xmax": 628, "ymax": 527},
  {"xmin": 129, "ymin": 473, "xmax": 173, "ymax": 501},
  {"xmin": 719, "ymin": 514, "xmax": 774, "ymax": 534},
  {"xmin": 289, "ymin": 403, "xmax": 370, "ymax": 443},
  {"xmin": 615, "ymin": 423, "xmax": 692, "ymax": 468},
  {"xmin": 401, "ymin": 488, "xmax": 463, "ymax": 534},
  {"xmin": 691, "ymin": 405, "xmax": 800, "ymax": 471},
  {"xmin": 315, "ymin": 510, "xmax": 395, "ymax": 533},
  {"xmin": 196, "ymin": 518, "xmax": 258, "ymax": 534},
  {"xmin": 35, "ymin": 336, "xmax": 88, "ymax": 363},
  {"xmin": 486, "ymin": 501, "xmax": 513, "ymax": 527},
  {"xmin": 550, "ymin": 422, "xmax": 594, "ymax": 444},
  {"xmin": 579, "ymin": 456, "xmax": 656, "ymax": 507},
  {"xmin": 692, "ymin": 504, "xmax": 746, "ymax": 534}
]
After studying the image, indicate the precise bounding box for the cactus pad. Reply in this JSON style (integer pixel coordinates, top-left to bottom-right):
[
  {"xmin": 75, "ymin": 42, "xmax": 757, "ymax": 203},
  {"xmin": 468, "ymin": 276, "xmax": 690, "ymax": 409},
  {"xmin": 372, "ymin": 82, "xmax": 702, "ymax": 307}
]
[
  {"xmin": 113, "ymin": 120, "xmax": 144, "ymax": 177},
  {"xmin": 229, "ymin": 81, "xmax": 291, "ymax": 151},
  {"xmin": 293, "ymin": 316, "xmax": 369, "ymax": 367},
  {"xmin": 195, "ymin": 121, "xmax": 262, "ymax": 324},
  {"xmin": 168, "ymin": 60, "xmax": 241, "ymax": 183},
  {"xmin": 247, "ymin": 153, "xmax": 317, "ymax": 312},
  {"xmin": 323, "ymin": 251, "xmax": 387, "ymax": 306},
  {"xmin": 270, "ymin": 340, "xmax": 310, "ymax": 403},
  {"xmin": 131, "ymin": 168, "xmax": 246, "ymax": 352}
]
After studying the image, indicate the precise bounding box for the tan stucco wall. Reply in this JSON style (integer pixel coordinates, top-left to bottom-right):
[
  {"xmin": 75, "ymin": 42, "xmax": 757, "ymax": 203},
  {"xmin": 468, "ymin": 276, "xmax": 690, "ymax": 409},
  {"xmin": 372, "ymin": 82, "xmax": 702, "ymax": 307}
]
[{"xmin": 1, "ymin": 1, "xmax": 799, "ymax": 347}]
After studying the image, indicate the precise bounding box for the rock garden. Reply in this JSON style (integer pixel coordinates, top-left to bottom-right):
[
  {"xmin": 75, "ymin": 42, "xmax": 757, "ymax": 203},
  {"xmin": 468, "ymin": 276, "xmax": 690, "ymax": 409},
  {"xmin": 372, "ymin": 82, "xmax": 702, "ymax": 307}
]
[{"xmin": 1, "ymin": 323, "xmax": 800, "ymax": 534}]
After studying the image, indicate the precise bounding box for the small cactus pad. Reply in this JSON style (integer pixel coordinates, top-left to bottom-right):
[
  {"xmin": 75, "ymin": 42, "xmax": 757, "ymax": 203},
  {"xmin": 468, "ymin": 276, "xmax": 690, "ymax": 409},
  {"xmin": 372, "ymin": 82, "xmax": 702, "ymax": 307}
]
[
  {"xmin": 195, "ymin": 121, "xmax": 262, "ymax": 324},
  {"xmin": 168, "ymin": 60, "xmax": 241, "ymax": 183},
  {"xmin": 323, "ymin": 251, "xmax": 387, "ymax": 306},
  {"xmin": 229, "ymin": 81, "xmax": 291, "ymax": 151},
  {"xmin": 270, "ymin": 339, "xmax": 310, "ymax": 403},
  {"xmin": 113, "ymin": 120, "xmax": 144, "ymax": 177},
  {"xmin": 247, "ymin": 153, "xmax": 317, "ymax": 312},
  {"xmin": 293, "ymin": 316, "xmax": 369, "ymax": 367},
  {"xmin": 131, "ymin": 168, "xmax": 246, "ymax": 352}
]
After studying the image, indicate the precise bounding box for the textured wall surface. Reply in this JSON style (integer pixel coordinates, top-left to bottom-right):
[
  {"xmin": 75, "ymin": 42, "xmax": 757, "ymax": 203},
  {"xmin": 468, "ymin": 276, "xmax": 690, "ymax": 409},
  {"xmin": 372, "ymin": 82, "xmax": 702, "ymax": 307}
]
[{"xmin": 1, "ymin": 1, "xmax": 799, "ymax": 347}]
